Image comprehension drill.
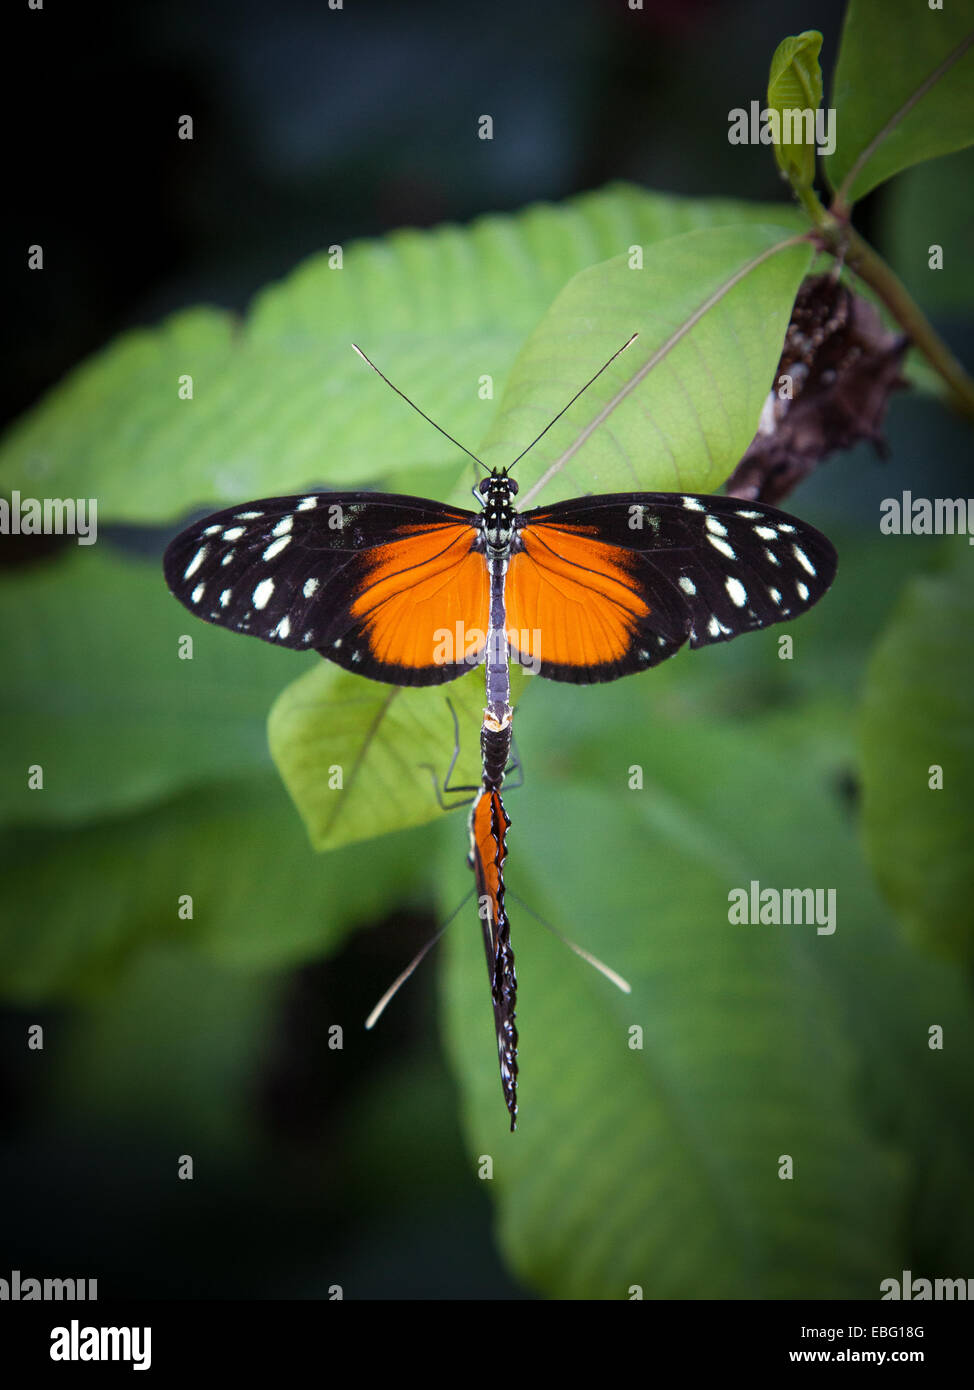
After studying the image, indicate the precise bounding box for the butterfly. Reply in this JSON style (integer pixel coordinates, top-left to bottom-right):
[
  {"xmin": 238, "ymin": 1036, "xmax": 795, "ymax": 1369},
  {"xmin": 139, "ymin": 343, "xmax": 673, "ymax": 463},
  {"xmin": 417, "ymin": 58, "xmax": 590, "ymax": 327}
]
[{"xmin": 161, "ymin": 479, "xmax": 836, "ymax": 688}]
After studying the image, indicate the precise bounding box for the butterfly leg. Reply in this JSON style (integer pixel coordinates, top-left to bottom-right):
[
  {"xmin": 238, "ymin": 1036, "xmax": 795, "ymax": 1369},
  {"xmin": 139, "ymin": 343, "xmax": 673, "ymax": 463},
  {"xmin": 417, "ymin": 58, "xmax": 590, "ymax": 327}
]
[
  {"xmin": 420, "ymin": 698, "xmax": 479, "ymax": 811},
  {"xmin": 501, "ymin": 725, "xmax": 525, "ymax": 791}
]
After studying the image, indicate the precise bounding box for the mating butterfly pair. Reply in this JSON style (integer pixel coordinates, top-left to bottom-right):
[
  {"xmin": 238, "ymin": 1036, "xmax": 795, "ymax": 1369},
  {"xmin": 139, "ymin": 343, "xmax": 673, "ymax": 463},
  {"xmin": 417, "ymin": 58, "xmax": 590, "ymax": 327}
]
[{"xmin": 163, "ymin": 350, "xmax": 837, "ymax": 1130}]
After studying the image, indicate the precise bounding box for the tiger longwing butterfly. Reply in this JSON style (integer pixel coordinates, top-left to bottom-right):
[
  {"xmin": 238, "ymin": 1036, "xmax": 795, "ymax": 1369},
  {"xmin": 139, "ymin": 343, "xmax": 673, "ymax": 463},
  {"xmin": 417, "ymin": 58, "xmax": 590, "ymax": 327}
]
[
  {"xmin": 163, "ymin": 338, "xmax": 838, "ymax": 1130},
  {"xmin": 162, "ymin": 482, "xmax": 836, "ymax": 691}
]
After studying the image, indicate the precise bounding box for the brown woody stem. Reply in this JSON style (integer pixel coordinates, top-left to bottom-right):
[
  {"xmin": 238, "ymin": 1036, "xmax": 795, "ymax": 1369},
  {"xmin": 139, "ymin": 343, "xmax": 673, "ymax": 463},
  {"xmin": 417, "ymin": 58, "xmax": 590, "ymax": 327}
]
[{"xmin": 790, "ymin": 183, "xmax": 974, "ymax": 420}]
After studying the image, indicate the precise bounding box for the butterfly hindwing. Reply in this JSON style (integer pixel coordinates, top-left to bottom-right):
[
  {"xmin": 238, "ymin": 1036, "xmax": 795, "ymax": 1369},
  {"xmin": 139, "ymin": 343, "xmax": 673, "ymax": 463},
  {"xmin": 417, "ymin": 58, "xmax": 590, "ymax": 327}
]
[
  {"xmin": 163, "ymin": 492, "xmax": 488, "ymax": 686},
  {"xmin": 508, "ymin": 492, "xmax": 837, "ymax": 682}
]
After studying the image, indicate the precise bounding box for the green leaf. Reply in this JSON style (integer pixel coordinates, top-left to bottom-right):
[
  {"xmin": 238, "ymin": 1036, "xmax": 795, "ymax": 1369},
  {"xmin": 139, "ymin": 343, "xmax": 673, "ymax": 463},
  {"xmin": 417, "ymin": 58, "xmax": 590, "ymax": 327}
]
[
  {"xmin": 0, "ymin": 772, "xmax": 433, "ymax": 1000},
  {"xmin": 0, "ymin": 546, "xmax": 311, "ymax": 827},
  {"xmin": 269, "ymin": 661, "xmax": 527, "ymax": 851},
  {"xmin": 439, "ymin": 715, "xmax": 907, "ymax": 1298},
  {"xmin": 0, "ymin": 185, "xmax": 801, "ymax": 523},
  {"xmin": 860, "ymin": 542, "xmax": 974, "ymax": 966},
  {"xmin": 267, "ymin": 224, "xmax": 808, "ymax": 851},
  {"xmin": 475, "ymin": 224, "xmax": 812, "ymax": 506},
  {"xmin": 825, "ymin": 1, "xmax": 974, "ymax": 207},
  {"xmin": 767, "ymin": 31, "xmax": 824, "ymax": 189}
]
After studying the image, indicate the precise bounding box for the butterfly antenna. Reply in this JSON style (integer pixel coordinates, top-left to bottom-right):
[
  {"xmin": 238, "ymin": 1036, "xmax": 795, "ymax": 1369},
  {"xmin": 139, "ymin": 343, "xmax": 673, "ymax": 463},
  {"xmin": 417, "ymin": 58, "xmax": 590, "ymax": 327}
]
[
  {"xmin": 509, "ymin": 889, "xmax": 632, "ymax": 994},
  {"xmin": 507, "ymin": 332, "xmax": 639, "ymax": 471},
  {"xmin": 351, "ymin": 344, "xmax": 489, "ymax": 474},
  {"xmin": 364, "ymin": 891, "xmax": 474, "ymax": 1030}
]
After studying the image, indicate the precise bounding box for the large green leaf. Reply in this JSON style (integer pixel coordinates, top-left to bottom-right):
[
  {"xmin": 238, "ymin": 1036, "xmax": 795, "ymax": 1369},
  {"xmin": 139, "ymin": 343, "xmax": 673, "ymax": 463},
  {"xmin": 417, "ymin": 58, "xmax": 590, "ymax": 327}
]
[
  {"xmin": 0, "ymin": 186, "xmax": 801, "ymax": 523},
  {"xmin": 0, "ymin": 772, "xmax": 433, "ymax": 1001},
  {"xmin": 860, "ymin": 542, "xmax": 974, "ymax": 966},
  {"xmin": 826, "ymin": 0, "xmax": 974, "ymax": 207},
  {"xmin": 269, "ymin": 662, "xmax": 526, "ymax": 851},
  {"xmin": 268, "ymin": 223, "xmax": 809, "ymax": 851},
  {"xmin": 0, "ymin": 546, "xmax": 311, "ymax": 827},
  {"xmin": 476, "ymin": 224, "xmax": 812, "ymax": 506},
  {"xmin": 440, "ymin": 678, "xmax": 974, "ymax": 1296}
]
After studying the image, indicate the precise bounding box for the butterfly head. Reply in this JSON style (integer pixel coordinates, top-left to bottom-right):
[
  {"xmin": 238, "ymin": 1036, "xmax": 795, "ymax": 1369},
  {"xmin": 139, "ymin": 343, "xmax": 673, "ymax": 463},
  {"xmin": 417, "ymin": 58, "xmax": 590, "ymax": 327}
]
[{"xmin": 478, "ymin": 468, "xmax": 519, "ymax": 551}]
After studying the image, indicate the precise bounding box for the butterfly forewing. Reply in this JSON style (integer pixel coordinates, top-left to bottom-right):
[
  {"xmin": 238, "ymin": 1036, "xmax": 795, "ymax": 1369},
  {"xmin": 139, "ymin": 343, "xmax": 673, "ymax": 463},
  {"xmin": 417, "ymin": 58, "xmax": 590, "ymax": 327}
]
[{"xmin": 163, "ymin": 491, "xmax": 487, "ymax": 685}]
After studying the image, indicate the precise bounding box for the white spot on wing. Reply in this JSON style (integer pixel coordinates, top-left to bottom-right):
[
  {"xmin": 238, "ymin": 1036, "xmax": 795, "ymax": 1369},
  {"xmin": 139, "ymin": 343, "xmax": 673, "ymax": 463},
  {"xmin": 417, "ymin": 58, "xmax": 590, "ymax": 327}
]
[
  {"xmin": 707, "ymin": 616, "xmax": 720, "ymax": 637},
  {"xmin": 736, "ymin": 510, "xmax": 760, "ymax": 519},
  {"xmin": 220, "ymin": 589, "xmax": 231, "ymax": 608},
  {"xmin": 705, "ymin": 516, "xmax": 728, "ymax": 537},
  {"xmin": 769, "ymin": 587, "xmax": 782, "ymax": 604},
  {"xmin": 297, "ymin": 497, "xmax": 318, "ymax": 511},
  {"xmin": 203, "ymin": 524, "xmax": 222, "ymax": 536},
  {"xmin": 221, "ymin": 553, "xmax": 234, "ymax": 566},
  {"xmin": 682, "ymin": 496, "xmax": 705, "ymax": 511},
  {"xmin": 707, "ymin": 534, "xmax": 736, "ymax": 560},
  {"xmin": 765, "ymin": 548, "xmax": 781, "ymax": 566},
  {"xmin": 253, "ymin": 578, "xmax": 275, "ymax": 609},
  {"xmin": 191, "ymin": 583, "xmax": 205, "ymax": 604},
  {"xmin": 235, "ymin": 511, "xmax": 263, "ymax": 520},
  {"xmin": 273, "ymin": 615, "xmax": 291, "ymax": 640},
  {"xmin": 262, "ymin": 535, "xmax": 291, "ymax": 561},
  {"xmin": 184, "ymin": 546, "xmax": 207, "ymax": 580},
  {"xmin": 303, "ymin": 578, "xmax": 319, "ymax": 598},
  {"xmin": 222, "ymin": 526, "xmax": 245, "ymax": 541},
  {"xmin": 754, "ymin": 526, "xmax": 777, "ymax": 541},
  {"xmin": 793, "ymin": 545, "xmax": 816, "ymax": 575},
  {"xmin": 272, "ymin": 515, "xmax": 294, "ymax": 537},
  {"xmin": 678, "ymin": 576, "xmax": 696, "ymax": 595},
  {"xmin": 797, "ymin": 580, "xmax": 810, "ymax": 601},
  {"xmin": 725, "ymin": 576, "xmax": 747, "ymax": 607}
]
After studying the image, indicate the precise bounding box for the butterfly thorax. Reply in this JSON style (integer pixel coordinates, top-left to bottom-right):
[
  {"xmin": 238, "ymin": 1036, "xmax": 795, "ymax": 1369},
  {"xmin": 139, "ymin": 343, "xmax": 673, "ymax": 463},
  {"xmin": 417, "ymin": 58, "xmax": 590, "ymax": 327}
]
[{"xmin": 479, "ymin": 469, "xmax": 519, "ymax": 554}]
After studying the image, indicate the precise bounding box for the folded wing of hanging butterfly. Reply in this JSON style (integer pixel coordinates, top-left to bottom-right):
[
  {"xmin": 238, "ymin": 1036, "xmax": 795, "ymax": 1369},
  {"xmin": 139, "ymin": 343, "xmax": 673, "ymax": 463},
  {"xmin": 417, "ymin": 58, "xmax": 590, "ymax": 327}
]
[{"xmin": 468, "ymin": 784, "xmax": 518, "ymax": 1130}]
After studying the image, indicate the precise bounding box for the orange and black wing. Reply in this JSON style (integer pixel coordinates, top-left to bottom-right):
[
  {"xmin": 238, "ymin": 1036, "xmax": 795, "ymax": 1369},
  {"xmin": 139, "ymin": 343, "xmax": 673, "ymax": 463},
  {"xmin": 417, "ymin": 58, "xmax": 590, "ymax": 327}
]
[
  {"xmin": 469, "ymin": 787, "xmax": 518, "ymax": 1130},
  {"xmin": 163, "ymin": 491, "xmax": 488, "ymax": 686},
  {"xmin": 507, "ymin": 492, "xmax": 837, "ymax": 682}
]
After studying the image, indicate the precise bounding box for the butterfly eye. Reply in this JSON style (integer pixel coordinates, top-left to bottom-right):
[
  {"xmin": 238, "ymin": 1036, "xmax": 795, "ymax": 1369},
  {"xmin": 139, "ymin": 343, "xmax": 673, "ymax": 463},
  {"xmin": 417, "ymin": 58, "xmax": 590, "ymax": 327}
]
[
  {"xmin": 507, "ymin": 478, "xmax": 519, "ymax": 496},
  {"xmin": 478, "ymin": 478, "xmax": 491, "ymax": 496}
]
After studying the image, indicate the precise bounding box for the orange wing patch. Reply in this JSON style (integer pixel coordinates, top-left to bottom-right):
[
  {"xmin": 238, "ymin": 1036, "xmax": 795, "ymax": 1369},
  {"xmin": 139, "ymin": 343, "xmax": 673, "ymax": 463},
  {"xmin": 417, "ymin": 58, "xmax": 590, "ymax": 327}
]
[
  {"xmin": 471, "ymin": 787, "xmax": 508, "ymax": 921},
  {"xmin": 351, "ymin": 523, "xmax": 488, "ymax": 669},
  {"xmin": 505, "ymin": 523, "xmax": 649, "ymax": 669}
]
